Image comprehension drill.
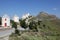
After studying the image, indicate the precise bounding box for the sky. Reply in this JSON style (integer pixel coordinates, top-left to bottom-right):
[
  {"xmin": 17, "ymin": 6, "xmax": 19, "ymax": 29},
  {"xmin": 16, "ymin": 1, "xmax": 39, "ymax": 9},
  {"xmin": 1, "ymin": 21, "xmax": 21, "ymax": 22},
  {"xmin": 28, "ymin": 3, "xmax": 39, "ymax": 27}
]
[{"xmin": 0, "ymin": 0, "xmax": 60, "ymax": 18}]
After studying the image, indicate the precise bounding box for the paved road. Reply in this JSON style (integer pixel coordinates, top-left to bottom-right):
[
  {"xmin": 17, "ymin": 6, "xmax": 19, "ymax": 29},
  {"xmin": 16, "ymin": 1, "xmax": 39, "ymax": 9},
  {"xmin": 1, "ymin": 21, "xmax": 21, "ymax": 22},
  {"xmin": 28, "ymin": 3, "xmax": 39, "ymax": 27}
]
[
  {"xmin": 0, "ymin": 28, "xmax": 14, "ymax": 37},
  {"xmin": 0, "ymin": 27, "xmax": 15, "ymax": 40}
]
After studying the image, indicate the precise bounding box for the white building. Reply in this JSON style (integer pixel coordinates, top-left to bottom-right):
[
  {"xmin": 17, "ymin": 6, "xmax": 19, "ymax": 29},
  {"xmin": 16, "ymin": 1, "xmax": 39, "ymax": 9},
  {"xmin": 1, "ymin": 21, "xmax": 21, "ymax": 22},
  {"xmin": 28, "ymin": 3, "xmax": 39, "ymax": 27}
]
[
  {"xmin": 13, "ymin": 14, "xmax": 19, "ymax": 23},
  {"xmin": 2, "ymin": 14, "xmax": 10, "ymax": 28},
  {"xmin": 22, "ymin": 13, "xmax": 30, "ymax": 20}
]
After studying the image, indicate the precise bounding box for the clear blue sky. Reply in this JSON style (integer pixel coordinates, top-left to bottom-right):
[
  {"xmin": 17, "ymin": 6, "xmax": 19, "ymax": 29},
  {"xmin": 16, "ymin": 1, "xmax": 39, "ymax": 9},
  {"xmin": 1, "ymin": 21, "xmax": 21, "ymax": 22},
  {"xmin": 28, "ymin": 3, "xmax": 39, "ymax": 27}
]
[{"xmin": 0, "ymin": 0, "xmax": 60, "ymax": 18}]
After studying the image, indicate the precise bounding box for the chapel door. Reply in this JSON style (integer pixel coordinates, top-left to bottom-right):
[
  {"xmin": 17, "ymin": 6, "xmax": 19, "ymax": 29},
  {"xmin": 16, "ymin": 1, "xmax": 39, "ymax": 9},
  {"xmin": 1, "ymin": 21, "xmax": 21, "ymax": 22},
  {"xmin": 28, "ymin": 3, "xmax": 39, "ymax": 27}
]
[
  {"xmin": 5, "ymin": 23, "xmax": 7, "ymax": 27},
  {"xmin": 5, "ymin": 18, "xmax": 7, "ymax": 27}
]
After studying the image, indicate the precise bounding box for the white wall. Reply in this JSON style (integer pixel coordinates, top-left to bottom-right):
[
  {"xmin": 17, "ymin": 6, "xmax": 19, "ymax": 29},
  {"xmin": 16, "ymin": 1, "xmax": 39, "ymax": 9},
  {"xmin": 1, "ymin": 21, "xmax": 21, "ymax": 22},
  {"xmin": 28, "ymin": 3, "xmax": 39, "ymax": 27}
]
[
  {"xmin": 13, "ymin": 15, "xmax": 19, "ymax": 23},
  {"xmin": 2, "ymin": 14, "xmax": 10, "ymax": 28}
]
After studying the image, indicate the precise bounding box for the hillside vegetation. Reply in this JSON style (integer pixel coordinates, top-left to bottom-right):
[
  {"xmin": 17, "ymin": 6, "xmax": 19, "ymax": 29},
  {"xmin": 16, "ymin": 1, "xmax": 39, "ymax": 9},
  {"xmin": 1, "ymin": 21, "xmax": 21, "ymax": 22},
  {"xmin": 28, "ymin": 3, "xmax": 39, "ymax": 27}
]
[{"xmin": 9, "ymin": 11, "xmax": 60, "ymax": 40}]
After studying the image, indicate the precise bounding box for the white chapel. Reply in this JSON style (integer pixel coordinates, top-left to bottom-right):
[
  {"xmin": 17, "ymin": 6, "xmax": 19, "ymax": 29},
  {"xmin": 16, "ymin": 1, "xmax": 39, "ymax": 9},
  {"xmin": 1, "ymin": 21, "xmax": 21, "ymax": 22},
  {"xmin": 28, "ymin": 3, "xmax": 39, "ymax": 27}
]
[
  {"xmin": 22, "ymin": 13, "xmax": 30, "ymax": 19},
  {"xmin": 2, "ymin": 14, "xmax": 11, "ymax": 28},
  {"xmin": 13, "ymin": 14, "xmax": 19, "ymax": 23}
]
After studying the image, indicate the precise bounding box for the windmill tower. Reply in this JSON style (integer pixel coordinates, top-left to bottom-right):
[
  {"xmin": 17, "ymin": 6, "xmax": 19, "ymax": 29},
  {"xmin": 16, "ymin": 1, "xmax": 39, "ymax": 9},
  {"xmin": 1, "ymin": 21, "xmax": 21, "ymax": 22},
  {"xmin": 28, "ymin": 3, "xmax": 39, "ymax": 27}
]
[{"xmin": 2, "ymin": 14, "xmax": 10, "ymax": 28}]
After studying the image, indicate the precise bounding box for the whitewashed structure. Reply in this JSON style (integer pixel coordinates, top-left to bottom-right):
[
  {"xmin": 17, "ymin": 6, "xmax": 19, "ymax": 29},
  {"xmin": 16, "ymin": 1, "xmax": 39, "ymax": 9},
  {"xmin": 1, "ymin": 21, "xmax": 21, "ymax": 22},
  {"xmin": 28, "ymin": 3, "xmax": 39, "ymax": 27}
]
[
  {"xmin": 22, "ymin": 13, "xmax": 30, "ymax": 20},
  {"xmin": 22, "ymin": 13, "xmax": 33, "ymax": 25},
  {"xmin": 2, "ymin": 14, "xmax": 10, "ymax": 28},
  {"xmin": 1, "ymin": 13, "xmax": 30, "ymax": 28},
  {"xmin": 13, "ymin": 15, "xmax": 19, "ymax": 23}
]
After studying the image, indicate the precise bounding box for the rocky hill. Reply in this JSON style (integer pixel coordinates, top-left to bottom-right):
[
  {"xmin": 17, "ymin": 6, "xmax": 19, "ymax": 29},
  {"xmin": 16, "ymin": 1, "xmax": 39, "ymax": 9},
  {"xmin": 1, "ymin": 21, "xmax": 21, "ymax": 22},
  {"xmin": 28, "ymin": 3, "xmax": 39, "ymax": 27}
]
[{"xmin": 36, "ymin": 11, "xmax": 58, "ymax": 20}]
